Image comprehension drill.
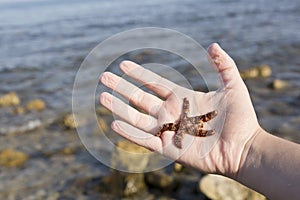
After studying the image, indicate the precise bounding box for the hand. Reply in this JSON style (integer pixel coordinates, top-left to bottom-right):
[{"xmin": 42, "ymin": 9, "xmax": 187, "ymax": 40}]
[{"xmin": 100, "ymin": 43, "xmax": 260, "ymax": 177}]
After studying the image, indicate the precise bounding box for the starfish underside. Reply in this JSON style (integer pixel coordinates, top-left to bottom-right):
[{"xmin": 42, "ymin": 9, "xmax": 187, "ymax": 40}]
[{"xmin": 155, "ymin": 98, "xmax": 217, "ymax": 148}]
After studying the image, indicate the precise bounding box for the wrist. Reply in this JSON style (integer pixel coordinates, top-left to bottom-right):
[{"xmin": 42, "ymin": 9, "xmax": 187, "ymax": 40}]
[{"xmin": 229, "ymin": 126, "xmax": 264, "ymax": 180}]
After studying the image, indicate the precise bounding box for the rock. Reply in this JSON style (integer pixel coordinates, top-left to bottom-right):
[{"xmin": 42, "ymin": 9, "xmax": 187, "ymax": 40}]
[
  {"xmin": 145, "ymin": 170, "xmax": 179, "ymax": 191},
  {"xmin": 63, "ymin": 114, "xmax": 77, "ymax": 129},
  {"xmin": 99, "ymin": 172, "xmax": 146, "ymax": 197},
  {"xmin": 12, "ymin": 106, "xmax": 26, "ymax": 115},
  {"xmin": 26, "ymin": 99, "xmax": 46, "ymax": 111},
  {"xmin": 62, "ymin": 113, "xmax": 87, "ymax": 129},
  {"xmin": 240, "ymin": 68, "xmax": 259, "ymax": 79},
  {"xmin": 111, "ymin": 140, "xmax": 151, "ymax": 172},
  {"xmin": 96, "ymin": 106, "xmax": 111, "ymax": 115},
  {"xmin": 46, "ymin": 192, "xmax": 60, "ymax": 200},
  {"xmin": 44, "ymin": 146, "xmax": 77, "ymax": 157},
  {"xmin": 98, "ymin": 118, "xmax": 109, "ymax": 133},
  {"xmin": 269, "ymin": 79, "xmax": 288, "ymax": 90},
  {"xmin": 240, "ymin": 65, "xmax": 272, "ymax": 79},
  {"xmin": 199, "ymin": 174, "xmax": 266, "ymax": 200},
  {"xmin": 173, "ymin": 162, "xmax": 184, "ymax": 172},
  {"xmin": 0, "ymin": 92, "xmax": 20, "ymax": 107},
  {"xmin": 0, "ymin": 149, "xmax": 29, "ymax": 167},
  {"xmin": 258, "ymin": 65, "xmax": 272, "ymax": 77}
]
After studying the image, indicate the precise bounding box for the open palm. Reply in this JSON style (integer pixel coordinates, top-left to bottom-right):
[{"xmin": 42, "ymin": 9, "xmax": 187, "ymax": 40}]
[{"xmin": 100, "ymin": 43, "xmax": 260, "ymax": 176}]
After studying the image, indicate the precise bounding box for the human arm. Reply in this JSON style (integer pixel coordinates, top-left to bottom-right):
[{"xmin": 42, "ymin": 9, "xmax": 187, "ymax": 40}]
[
  {"xmin": 99, "ymin": 43, "xmax": 300, "ymax": 199},
  {"xmin": 237, "ymin": 127, "xmax": 300, "ymax": 200}
]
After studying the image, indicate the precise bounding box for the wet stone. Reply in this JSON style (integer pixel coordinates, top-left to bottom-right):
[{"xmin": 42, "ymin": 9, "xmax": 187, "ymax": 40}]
[
  {"xmin": 269, "ymin": 79, "xmax": 288, "ymax": 90},
  {"xmin": 257, "ymin": 64, "xmax": 272, "ymax": 77},
  {"xmin": 63, "ymin": 114, "xmax": 77, "ymax": 129},
  {"xmin": 145, "ymin": 170, "xmax": 179, "ymax": 191},
  {"xmin": 43, "ymin": 146, "xmax": 77, "ymax": 157},
  {"xmin": 26, "ymin": 99, "xmax": 46, "ymax": 111},
  {"xmin": 99, "ymin": 172, "xmax": 147, "ymax": 197},
  {"xmin": 199, "ymin": 174, "xmax": 266, "ymax": 200},
  {"xmin": 0, "ymin": 149, "xmax": 29, "ymax": 167},
  {"xmin": 111, "ymin": 140, "xmax": 151, "ymax": 172},
  {"xmin": 0, "ymin": 92, "xmax": 20, "ymax": 107},
  {"xmin": 12, "ymin": 106, "xmax": 26, "ymax": 115},
  {"xmin": 98, "ymin": 118, "xmax": 109, "ymax": 133},
  {"xmin": 96, "ymin": 140, "xmax": 151, "ymax": 198},
  {"xmin": 240, "ymin": 65, "xmax": 272, "ymax": 79},
  {"xmin": 96, "ymin": 106, "xmax": 112, "ymax": 116},
  {"xmin": 173, "ymin": 162, "xmax": 184, "ymax": 173}
]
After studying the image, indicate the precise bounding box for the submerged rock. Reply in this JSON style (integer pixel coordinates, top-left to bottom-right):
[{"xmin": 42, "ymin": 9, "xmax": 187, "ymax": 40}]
[
  {"xmin": 240, "ymin": 65, "xmax": 272, "ymax": 79},
  {"xmin": 0, "ymin": 149, "xmax": 29, "ymax": 167},
  {"xmin": 258, "ymin": 65, "xmax": 272, "ymax": 77},
  {"xmin": 98, "ymin": 118, "xmax": 109, "ymax": 133},
  {"xmin": 96, "ymin": 106, "xmax": 112, "ymax": 116},
  {"xmin": 173, "ymin": 162, "xmax": 184, "ymax": 172},
  {"xmin": 0, "ymin": 92, "xmax": 20, "ymax": 107},
  {"xmin": 100, "ymin": 172, "xmax": 146, "ymax": 197},
  {"xmin": 145, "ymin": 170, "xmax": 179, "ymax": 191},
  {"xmin": 269, "ymin": 79, "xmax": 288, "ymax": 90},
  {"xmin": 26, "ymin": 99, "xmax": 46, "ymax": 111},
  {"xmin": 99, "ymin": 140, "xmax": 151, "ymax": 197},
  {"xmin": 12, "ymin": 106, "xmax": 26, "ymax": 115},
  {"xmin": 63, "ymin": 114, "xmax": 77, "ymax": 129},
  {"xmin": 43, "ymin": 146, "xmax": 77, "ymax": 157},
  {"xmin": 199, "ymin": 174, "xmax": 265, "ymax": 200},
  {"xmin": 111, "ymin": 140, "xmax": 151, "ymax": 172}
]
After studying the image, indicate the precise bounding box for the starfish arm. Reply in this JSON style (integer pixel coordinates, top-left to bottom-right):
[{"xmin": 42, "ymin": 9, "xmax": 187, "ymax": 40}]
[
  {"xmin": 174, "ymin": 128, "xmax": 184, "ymax": 148},
  {"xmin": 191, "ymin": 110, "xmax": 218, "ymax": 122},
  {"xmin": 195, "ymin": 129, "xmax": 216, "ymax": 137},
  {"xmin": 182, "ymin": 98, "xmax": 189, "ymax": 118},
  {"xmin": 156, "ymin": 122, "xmax": 179, "ymax": 137}
]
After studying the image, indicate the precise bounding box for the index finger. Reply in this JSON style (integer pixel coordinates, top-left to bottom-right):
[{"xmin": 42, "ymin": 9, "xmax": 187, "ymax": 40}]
[{"xmin": 120, "ymin": 61, "xmax": 179, "ymax": 99}]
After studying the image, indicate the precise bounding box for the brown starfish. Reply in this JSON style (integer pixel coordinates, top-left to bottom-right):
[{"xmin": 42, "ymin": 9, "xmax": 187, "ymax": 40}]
[{"xmin": 155, "ymin": 97, "xmax": 217, "ymax": 148}]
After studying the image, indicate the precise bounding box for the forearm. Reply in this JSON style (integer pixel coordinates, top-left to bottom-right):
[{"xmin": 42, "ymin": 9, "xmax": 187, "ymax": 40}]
[{"xmin": 236, "ymin": 127, "xmax": 300, "ymax": 200}]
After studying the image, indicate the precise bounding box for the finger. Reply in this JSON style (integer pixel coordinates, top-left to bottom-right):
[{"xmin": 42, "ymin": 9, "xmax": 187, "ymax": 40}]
[
  {"xmin": 207, "ymin": 43, "xmax": 244, "ymax": 89},
  {"xmin": 100, "ymin": 72, "xmax": 163, "ymax": 117},
  {"xmin": 120, "ymin": 60, "xmax": 179, "ymax": 99},
  {"xmin": 111, "ymin": 120, "xmax": 162, "ymax": 153},
  {"xmin": 100, "ymin": 92, "xmax": 158, "ymax": 134}
]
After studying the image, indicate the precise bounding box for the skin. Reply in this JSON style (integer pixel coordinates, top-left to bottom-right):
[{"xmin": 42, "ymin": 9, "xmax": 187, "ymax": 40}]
[{"xmin": 100, "ymin": 43, "xmax": 300, "ymax": 200}]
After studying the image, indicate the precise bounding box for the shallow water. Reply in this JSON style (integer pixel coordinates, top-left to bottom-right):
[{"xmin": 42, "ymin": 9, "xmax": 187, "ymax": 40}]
[
  {"xmin": 0, "ymin": 0, "xmax": 299, "ymax": 198},
  {"xmin": 0, "ymin": 0, "xmax": 299, "ymax": 133}
]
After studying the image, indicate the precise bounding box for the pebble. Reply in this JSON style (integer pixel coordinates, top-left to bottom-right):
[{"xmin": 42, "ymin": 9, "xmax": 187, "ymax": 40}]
[
  {"xmin": 258, "ymin": 64, "xmax": 272, "ymax": 77},
  {"xmin": 44, "ymin": 146, "xmax": 77, "ymax": 157},
  {"xmin": 12, "ymin": 106, "xmax": 26, "ymax": 115},
  {"xmin": 98, "ymin": 118, "xmax": 109, "ymax": 133},
  {"xmin": 0, "ymin": 149, "xmax": 29, "ymax": 167},
  {"xmin": 96, "ymin": 106, "xmax": 112, "ymax": 116},
  {"xmin": 240, "ymin": 65, "xmax": 272, "ymax": 79},
  {"xmin": 173, "ymin": 162, "xmax": 184, "ymax": 172},
  {"xmin": 199, "ymin": 174, "xmax": 266, "ymax": 200},
  {"xmin": 63, "ymin": 114, "xmax": 77, "ymax": 129},
  {"xmin": 145, "ymin": 170, "xmax": 179, "ymax": 191},
  {"xmin": 240, "ymin": 68, "xmax": 259, "ymax": 79},
  {"xmin": 269, "ymin": 79, "xmax": 288, "ymax": 90},
  {"xmin": 99, "ymin": 172, "xmax": 146, "ymax": 197},
  {"xmin": 26, "ymin": 99, "xmax": 46, "ymax": 111},
  {"xmin": 0, "ymin": 92, "xmax": 20, "ymax": 107},
  {"xmin": 111, "ymin": 140, "xmax": 151, "ymax": 172}
]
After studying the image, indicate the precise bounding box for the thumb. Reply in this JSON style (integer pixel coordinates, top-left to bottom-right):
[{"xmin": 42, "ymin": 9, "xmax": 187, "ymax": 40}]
[{"xmin": 207, "ymin": 43, "xmax": 243, "ymax": 89}]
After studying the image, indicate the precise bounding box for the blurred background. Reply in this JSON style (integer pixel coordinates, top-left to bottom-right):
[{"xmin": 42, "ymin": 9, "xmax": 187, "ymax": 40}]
[{"xmin": 0, "ymin": 0, "xmax": 299, "ymax": 199}]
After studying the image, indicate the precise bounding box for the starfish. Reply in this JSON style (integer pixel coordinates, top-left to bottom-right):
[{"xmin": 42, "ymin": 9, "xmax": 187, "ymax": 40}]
[{"xmin": 155, "ymin": 97, "xmax": 217, "ymax": 149}]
